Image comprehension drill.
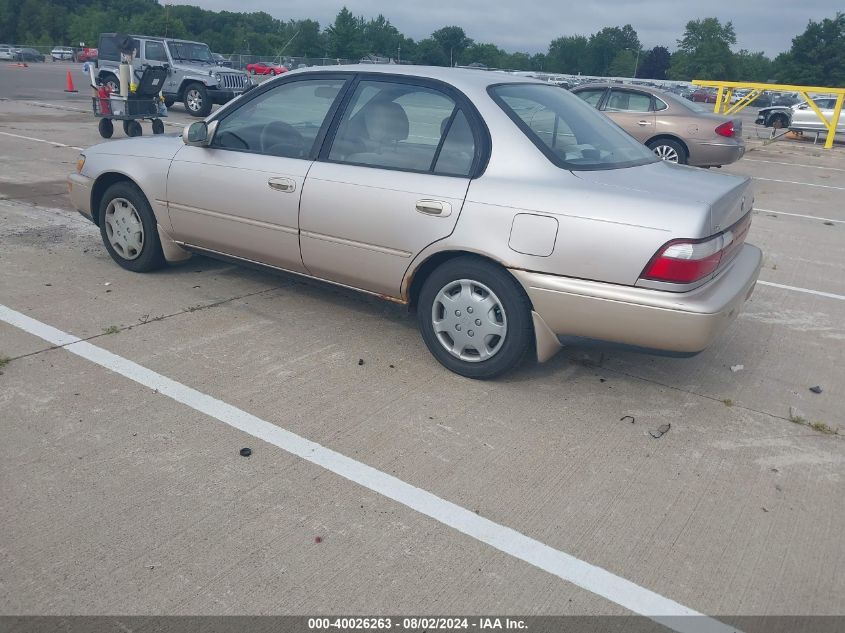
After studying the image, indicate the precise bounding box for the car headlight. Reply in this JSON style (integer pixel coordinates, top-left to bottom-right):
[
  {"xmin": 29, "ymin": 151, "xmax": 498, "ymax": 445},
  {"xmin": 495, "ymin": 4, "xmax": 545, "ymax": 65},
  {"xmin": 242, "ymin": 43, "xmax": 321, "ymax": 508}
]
[{"xmin": 76, "ymin": 155, "xmax": 85, "ymax": 174}]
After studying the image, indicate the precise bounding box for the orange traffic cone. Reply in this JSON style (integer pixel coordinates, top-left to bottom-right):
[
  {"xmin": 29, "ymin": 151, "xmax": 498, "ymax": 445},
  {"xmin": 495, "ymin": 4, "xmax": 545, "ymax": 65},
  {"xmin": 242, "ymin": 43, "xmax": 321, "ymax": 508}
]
[{"xmin": 64, "ymin": 70, "xmax": 77, "ymax": 93}]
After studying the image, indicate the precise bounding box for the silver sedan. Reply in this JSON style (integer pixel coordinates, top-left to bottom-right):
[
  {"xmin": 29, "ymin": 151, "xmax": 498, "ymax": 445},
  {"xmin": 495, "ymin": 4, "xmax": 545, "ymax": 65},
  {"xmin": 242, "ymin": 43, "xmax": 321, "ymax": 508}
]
[{"xmin": 69, "ymin": 66, "xmax": 762, "ymax": 378}]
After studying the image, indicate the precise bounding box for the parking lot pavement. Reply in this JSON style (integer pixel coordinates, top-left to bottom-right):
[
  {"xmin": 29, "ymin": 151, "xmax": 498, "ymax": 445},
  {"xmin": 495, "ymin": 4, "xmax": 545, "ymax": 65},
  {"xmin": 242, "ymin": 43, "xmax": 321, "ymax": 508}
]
[{"xmin": 1, "ymin": 83, "xmax": 844, "ymax": 626}]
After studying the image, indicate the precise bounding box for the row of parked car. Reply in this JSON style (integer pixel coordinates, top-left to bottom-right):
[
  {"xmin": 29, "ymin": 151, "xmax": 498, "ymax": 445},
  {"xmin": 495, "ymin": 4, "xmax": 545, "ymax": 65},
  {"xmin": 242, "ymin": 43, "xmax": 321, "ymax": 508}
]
[{"xmin": 0, "ymin": 44, "xmax": 99, "ymax": 62}]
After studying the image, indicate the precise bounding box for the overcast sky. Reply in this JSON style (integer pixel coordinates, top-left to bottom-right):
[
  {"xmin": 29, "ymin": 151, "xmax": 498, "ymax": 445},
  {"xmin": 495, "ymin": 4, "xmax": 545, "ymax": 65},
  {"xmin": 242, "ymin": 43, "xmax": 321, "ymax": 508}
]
[{"xmin": 167, "ymin": 0, "xmax": 841, "ymax": 57}]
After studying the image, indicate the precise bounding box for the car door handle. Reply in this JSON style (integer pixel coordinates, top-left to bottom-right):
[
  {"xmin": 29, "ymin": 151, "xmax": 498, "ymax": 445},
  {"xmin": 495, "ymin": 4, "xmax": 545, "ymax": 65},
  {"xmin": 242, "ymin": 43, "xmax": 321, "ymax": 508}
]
[
  {"xmin": 637, "ymin": 120, "xmax": 651, "ymax": 126},
  {"xmin": 268, "ymin": 177, "xmax": 296, "ymax": 193},
  {"xmin": 416, "ymin": 200, "xmax": 451, "ymax": 216}
]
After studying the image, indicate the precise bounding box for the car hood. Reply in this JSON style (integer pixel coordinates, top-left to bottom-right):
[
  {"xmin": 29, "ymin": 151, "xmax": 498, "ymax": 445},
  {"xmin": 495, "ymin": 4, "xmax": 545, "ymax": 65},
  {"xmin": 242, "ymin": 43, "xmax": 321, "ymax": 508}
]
[
  {"xmin": 572, "ymin": 160, "xmax": 753, "ymax": 235},
  {"xmin": 86, "ymin": 134, "xmax": 185, "ymax": 160}
]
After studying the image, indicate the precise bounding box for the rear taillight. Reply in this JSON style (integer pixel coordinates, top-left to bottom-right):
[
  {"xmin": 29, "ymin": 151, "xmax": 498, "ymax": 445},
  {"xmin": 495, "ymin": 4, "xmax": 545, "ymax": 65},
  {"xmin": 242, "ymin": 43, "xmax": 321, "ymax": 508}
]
[
  {"xmin": 642, "ymin": 213, "xmax": 751, "ymax": 285},
  {"xmin": 715, "ymin": 121, "xmax": 735, "ymax": 137}
]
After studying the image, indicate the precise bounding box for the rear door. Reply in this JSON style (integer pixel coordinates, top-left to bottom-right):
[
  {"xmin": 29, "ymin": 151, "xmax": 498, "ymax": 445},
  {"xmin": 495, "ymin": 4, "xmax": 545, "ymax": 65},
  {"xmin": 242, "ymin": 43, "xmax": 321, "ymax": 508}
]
[
  {"xmin": 299, "ymin": 76, "xmax": 485, "ymax": 297},
  {"xmin": 601, "ymin": 88, "xmax": 655, "ymax": 142}
]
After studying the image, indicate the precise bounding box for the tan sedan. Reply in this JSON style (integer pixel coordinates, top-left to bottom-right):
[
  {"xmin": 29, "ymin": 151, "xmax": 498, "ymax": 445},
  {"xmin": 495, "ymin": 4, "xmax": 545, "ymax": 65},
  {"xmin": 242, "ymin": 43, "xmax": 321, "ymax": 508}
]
[
  {"xmin": 69, "ymin": 66, "xmax": 760, "ymax": 378},
  {"xmin": 572, "ymin": 83, "xmax": 745, "ymax": 167}
]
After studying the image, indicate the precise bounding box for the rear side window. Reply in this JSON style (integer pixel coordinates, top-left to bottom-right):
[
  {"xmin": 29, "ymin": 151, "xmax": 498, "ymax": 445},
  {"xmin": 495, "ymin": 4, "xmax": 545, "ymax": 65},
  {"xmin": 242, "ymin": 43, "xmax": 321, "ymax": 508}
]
[
  {"xmin": 575, "ymin": 89, "xmax": 605, "ymax": 108},
  {"xmin": 605, "ymin": 90, "xmax": 652, "ymax": 112},
  {"xmin": 328, "ymin": 80, "xmax": 476, "ymax": 176},
  {"xmin": 491, "ymin": 83, "xmax": 656, "ymax": 171},
  {"xmin": 98, "ymin": 35, "xmax": 139, "ymax": 62}
]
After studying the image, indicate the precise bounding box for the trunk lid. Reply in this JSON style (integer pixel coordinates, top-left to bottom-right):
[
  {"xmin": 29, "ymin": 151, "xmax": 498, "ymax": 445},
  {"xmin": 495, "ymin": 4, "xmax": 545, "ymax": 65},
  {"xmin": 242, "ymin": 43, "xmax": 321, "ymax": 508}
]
[{"xmin": 572, "ymin": 160, "xmax": 753, "ymax": 235}]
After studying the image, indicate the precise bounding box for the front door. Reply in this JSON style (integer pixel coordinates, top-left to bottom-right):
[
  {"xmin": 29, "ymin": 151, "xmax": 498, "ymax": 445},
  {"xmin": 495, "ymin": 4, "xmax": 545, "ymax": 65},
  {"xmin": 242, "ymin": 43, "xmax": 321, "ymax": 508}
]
[
  {"xmin": 602, "ymin": 88, "xmax": 656, "ymax": 142},
  {"xmin": 166, "ymin": 75, "xmax": 349, "ymax": 272},
  {"xmin": 299, "ymin": 77, "xmax": 482, "ymax": 298}
]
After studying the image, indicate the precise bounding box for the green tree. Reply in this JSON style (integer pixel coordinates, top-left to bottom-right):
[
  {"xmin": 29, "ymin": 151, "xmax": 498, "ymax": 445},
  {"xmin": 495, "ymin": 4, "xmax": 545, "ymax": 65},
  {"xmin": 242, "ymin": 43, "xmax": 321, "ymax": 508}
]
[
  {"xmin": 362, "ymin": 14, "xmax": 399, "ymax": 57},
  {"xmin": 588, "ymin": 25, "xmax": 640, "ymax": 75},
  {"xmin": 415, "ymin": 37, "xmax": 448, "ymax": 66},
  {"xmin": 608, "ymin": 48, "xmax": 639, "ymax": 77},
  {"xmin": 734, "ymin": 49, "xmax": 772, "ymax": 82},
  {"xmin": 638, "ymin": 46, "xmax": 671, "ymax": 79},
  {"xmin": 462, "ymin": 42, "xmax": 505, "ymax": 68},
  {"xmin": 546, "ymin": 35, "xmax": 588, "ymax": 73},
  {"xmin": 325, "ymin": 7, "xmax": 363, "ymax": 59},
  {"xmin": 776, "ymin": 13, "xmax": 845, "ymax": 86},
  {"xmin": 669, "ymin": 17, "xmax": 736, "ymax": 80},
  {"xmin": 431, "ymin": 25, "xmax": 472, "ymax": 66}
]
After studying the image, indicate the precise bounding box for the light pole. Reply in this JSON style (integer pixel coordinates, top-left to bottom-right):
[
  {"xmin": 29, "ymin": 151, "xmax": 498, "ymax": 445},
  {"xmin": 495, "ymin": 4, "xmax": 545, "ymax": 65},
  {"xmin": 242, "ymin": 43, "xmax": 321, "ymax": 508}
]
[{"xmin": 633, "ymin": 48, "xmax": 640, "ymax": 78}]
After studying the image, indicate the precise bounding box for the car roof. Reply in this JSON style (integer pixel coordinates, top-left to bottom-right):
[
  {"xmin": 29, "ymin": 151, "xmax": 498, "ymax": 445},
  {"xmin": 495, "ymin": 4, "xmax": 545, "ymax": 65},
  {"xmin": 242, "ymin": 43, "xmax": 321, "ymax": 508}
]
[
  {"xmin": 571, "ymin": 82, "xmax": 678, "ymax": 99},
  {"xmin": 285, "ymin": 64, "xmax": 540, "ymax": 91},
  {"xmin": 101, "ymin": 32, "xmax": 207, "ymax": 46}
]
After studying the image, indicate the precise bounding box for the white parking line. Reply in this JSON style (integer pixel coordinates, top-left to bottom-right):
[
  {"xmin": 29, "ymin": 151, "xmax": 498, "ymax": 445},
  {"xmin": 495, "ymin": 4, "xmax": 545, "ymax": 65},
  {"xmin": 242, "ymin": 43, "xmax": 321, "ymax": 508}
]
[
  {"xmin": 744, "ymin": 158, "xmax": 845, "ymax": 172},
  {"xmin": 0, "ymin": 130, "xmax": 83, "ymax": 151},
  {"xmin": 0, "ymin": 303, "xmax": 737, "ymax": 633},
  {"xmin": 754, "ymin": 208, "xmax": 844, "ymax": 224},
  {"xmin": 758, "ymin": 281, "xmax": 845, "ymax": 301},
  {"xmin": 753, "ymin": 177, "xmax": 845, "ymax": 191}
]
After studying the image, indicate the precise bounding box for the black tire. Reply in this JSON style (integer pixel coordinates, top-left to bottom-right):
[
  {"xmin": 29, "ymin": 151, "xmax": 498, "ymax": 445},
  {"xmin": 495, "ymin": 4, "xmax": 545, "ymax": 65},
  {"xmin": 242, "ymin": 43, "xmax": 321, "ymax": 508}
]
[
  {"xmin": 152, "ymin": 118, "xmax": 164, "ymax": 135},
  {"xmin": 647, "ymin": 138, "xmax": 687, "ymax": 164},
  {"xmin": 417, "ymin": 257, "xmax": 534, "ymax": 379},
  {"xmin": 98, "ymin": 118, "xmax": 114, "ymax": 139},
  {"xmin": 123, "ymin": 120, "xmax": 142, "ymax": 137},
  {"xmin": 98, "ymin": 182, "xmax": 165, "ymax": 272},
  {"xmin": 183, "ymin": 82, "xmax": 211, "ymax": 117}
]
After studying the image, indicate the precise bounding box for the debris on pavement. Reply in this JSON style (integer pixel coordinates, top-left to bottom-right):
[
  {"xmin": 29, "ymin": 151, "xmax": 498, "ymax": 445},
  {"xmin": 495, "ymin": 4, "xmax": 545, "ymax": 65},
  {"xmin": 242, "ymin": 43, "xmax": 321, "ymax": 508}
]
[
  {"xmin": 649, "ymin": 423, "xmax": 671, "ymax": 439},
  {"xmin": 619, "ymin": 415, "xmax": 635, "ymax": 424},
  {"xmin": 239, "ymin": 447, "xmax": 252, "ymax": 457},
  {"xmin": 314, "ymin": 536, "xmax": 323, "ymax": 543},
  {"xmin": 809, "ymin": 385, "xmax": 823, "ymax": 394},
  {"xmin": 358, "ymin": 358, "xmax": 364, "ymax": 366},
  {"xmin": 730, "ymin": 364, "xmax": 744, "ymax": 372}
]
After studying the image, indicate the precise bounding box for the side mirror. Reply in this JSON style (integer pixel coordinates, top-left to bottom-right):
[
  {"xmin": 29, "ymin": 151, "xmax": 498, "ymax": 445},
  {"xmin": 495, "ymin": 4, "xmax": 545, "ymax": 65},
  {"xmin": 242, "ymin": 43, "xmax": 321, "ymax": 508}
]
[{"xmin": 182, "ymin": 120, "xmax": 218, "ymax": 147}]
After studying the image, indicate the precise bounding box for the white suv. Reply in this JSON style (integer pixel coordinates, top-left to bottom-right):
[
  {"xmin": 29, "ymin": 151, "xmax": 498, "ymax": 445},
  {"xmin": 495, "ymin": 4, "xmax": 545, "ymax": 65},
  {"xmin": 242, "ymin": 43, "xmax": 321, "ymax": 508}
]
[
  {"xmin": 0, "ymin": 44, "xmax": 16, "ymax": 61},
  {"xmin": 51, "ymin": 46, "xmax": 74, "ymax": 61}
]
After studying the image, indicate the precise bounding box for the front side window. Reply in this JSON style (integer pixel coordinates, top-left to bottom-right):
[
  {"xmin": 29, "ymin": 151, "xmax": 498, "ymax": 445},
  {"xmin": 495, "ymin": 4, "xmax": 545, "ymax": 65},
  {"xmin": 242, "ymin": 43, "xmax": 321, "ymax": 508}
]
[
  {"xmin": 328, "ymin": 80, "xmax": 476, "ymax": 176},
  {"xmin": 144, "ymin": 41, "xmax": 168, "ymax": 62},
  {"xmin": 213, "ymin": 78, "xmax": 346, "ymax": 158},
  {"xmin": 491, "ymin": 83, "xmax": 657, "ymax": 170},
  {"xmin": 605, "ymin": 90, "xmax": 652, "ymax": 112}
]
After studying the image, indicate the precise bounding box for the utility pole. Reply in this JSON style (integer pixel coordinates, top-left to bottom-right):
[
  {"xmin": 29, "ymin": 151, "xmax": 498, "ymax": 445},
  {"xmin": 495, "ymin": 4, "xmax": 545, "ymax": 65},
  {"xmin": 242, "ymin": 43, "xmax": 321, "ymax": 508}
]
[
  {"xmin": 633, "ymin": 48, "xmax": 640, "ymax": 78},
  {"xmin": 397, "ymin": 42, "xmax": 401, "ymax": 64}
]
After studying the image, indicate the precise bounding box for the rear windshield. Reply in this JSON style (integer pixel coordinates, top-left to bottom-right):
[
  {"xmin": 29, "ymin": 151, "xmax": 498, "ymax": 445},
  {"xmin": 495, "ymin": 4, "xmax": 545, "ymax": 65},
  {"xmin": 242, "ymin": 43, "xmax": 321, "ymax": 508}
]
[
  {"xmin": 662, "ymin": 92, "xmax": 709, "ymax": 113},
  {"xmin": 490, "ymin": 83, "xmax": 657, "ymax": 171}
]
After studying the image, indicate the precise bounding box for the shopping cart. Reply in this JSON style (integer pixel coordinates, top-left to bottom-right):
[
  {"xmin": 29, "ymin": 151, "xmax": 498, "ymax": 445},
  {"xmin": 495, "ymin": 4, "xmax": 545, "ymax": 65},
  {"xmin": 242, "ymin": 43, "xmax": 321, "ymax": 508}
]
[{"xmin": 92, "ymin": 65, "xmax": 169, "ymax": 138}]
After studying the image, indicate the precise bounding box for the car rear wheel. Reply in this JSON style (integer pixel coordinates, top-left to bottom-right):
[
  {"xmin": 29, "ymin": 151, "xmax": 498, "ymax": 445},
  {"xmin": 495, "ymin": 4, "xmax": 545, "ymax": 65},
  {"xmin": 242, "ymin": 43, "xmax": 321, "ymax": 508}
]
[
  {"xmin": 417, "ymin": 257, "xmax": 533, "ymax": 379},
  {"xmin": 648, "ymin": 138, "xmax": 687, "ymax": 164},
  {"xmin": 98, "ymin": 182, "xmax": 165, "ymax": 272},
  {"xmin": 184, "ymin": 83, "xmax": 211, "ymax": 117}
]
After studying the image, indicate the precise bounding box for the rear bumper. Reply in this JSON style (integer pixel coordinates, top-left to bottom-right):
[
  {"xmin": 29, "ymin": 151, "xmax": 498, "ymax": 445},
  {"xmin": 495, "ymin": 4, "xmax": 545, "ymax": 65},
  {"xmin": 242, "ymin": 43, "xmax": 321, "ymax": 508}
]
[
  {"xmin": 511, "ymin": 244, "xmax": 762, "ymax": 354},
  {"xmin": 689, "ymin": 139, "xmax": 745, "ymax": 167},
  {"xmin": 67, "ymin": 173, "xmax": 94, "ymax": 222}
]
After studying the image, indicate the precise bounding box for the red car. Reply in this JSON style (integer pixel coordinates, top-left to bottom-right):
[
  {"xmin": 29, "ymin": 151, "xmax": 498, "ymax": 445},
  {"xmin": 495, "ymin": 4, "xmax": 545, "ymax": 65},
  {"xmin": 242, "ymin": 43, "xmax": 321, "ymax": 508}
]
[
  {"xmin": 690, "ymin": 89, "xmax": 717, "ymax": 103},
  {"xmin": 246, "ymin": 61, "xmax": 287, "ymax": 76},
  {"xmin": 77, "ymin": 47, "xmax": 98, "ymax": 63}
]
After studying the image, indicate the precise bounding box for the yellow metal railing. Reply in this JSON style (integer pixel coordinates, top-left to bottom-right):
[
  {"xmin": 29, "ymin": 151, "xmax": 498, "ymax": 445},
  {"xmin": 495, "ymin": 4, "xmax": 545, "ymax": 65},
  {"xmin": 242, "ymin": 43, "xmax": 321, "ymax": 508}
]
[{"xmin": 692, "ymin": 80, "xmax": 845, "ymax": 149}]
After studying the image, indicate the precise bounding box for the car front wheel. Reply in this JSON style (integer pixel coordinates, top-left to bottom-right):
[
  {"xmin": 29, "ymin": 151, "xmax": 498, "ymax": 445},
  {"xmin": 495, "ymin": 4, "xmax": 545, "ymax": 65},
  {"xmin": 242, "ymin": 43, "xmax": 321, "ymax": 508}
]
[
  {"xmin": 417, "ymin": 257, "xmax": 533, "ymax": 379},
  {"xmin": 648, "ymin": 138, "xmax": 687, "ymax": 164},
  {"xmin": 98, "ymin": 182, "xmax": 165, "ymax": 272},
  {"xmin": 184, "ymin": 83, "xmax": 211, "ymax": 117}
]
